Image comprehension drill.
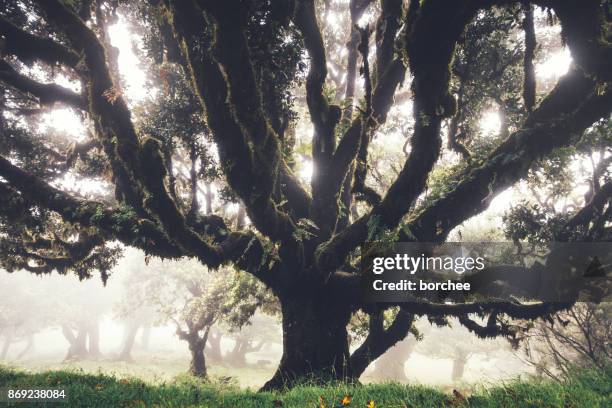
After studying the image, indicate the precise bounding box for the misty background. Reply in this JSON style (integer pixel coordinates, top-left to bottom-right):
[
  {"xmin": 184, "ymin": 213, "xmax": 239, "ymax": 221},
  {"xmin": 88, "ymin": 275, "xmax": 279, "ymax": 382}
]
[{"xmin": 0, "ymin": 248, "xmax": 530, "ymax": 390}]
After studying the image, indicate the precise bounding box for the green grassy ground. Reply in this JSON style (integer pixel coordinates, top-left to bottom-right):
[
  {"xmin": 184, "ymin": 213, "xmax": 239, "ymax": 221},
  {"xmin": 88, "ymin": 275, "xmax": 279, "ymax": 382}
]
[
  {"xmin": 0, "ymin": 365, "xmax": 609, "ymax": 407},
  {"xmin": 9, "ymin": 352, "xmax": 276, "ymax": 390}
]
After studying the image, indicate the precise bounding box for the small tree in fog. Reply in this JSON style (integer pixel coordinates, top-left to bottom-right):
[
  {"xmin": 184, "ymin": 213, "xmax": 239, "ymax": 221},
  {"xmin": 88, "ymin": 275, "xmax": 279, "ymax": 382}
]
[
  {"xmin": 0, "ymin": 276, "xmax": 49, "ymax": 360},
  {"xmin": 118, "ymin": 256, "xmax": 272, "ymax": 378},
  {"xmin": 113, "ymin": 254, "xmax": 159, "ymax": 362},
  {"xmin": 413, "ymin": 319, "xmax": 517, "ymax": 382},
  {"xmin": 223, "ymin": 314, "xmax": 280, "ymax": 368}
]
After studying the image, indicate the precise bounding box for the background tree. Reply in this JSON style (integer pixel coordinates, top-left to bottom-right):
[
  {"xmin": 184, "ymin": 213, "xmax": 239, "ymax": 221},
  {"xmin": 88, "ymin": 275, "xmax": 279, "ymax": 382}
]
[
  {"xmin": 223, "ymin": 314, "xmax": 280, "ymax": 369},
  {"xmin": 369, "ymin": 337, "xmax": 416, "ymax": 382},
  {"xmin": 113, "ymin": 261, "xmax": 158, "ymax": 362},
  {"xmin": 0, "ymin": 275, "xmax": 48, "ymax": 360},
  {"xmin": 0, "ymin": 273, "xmax": 112, "ymax": 362},
  {"xmin": 412, "ymin": 320, "xmax": 517, "ymax": 383},
  {"xmin": 0, "ymin": 0, "xmax": 610, "ymax": 390},
  {"xmin": 117, "ymin": 255, "xmax": 273, "ymax": 377},
  {"xmin": 519, "ymin": 302, "xmax": 611, "ymax": 380},
  {"xmin": 54, "ymin": 278, "xmax": 112, "ymax": 361}
]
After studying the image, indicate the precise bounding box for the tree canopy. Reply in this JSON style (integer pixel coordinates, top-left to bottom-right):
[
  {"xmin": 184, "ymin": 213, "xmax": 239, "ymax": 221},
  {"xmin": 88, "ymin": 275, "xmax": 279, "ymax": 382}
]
[{"xmin": 0, "ymin": 0, "xmax": 610, "ymax": 390}]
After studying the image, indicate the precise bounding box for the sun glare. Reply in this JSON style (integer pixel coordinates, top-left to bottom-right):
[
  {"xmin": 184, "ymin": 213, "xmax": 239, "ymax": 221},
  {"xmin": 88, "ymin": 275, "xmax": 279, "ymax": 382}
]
[
  {"xmin": 299, "ymin": 160, "xmax": 314, "ymax": 181},
  {"xmin": 536, "ymin": 47, "xmax": 572, "ymax": 80},
  {"xmin": 39, "ymin": 108, "xmax": 86, "ymax": 141},
  {"xmin": 479, "ymin": 110, "xmax": 501, "ymax": 135},
  {"xmin": 108, "ymin": 15, "xmax": 150, "ymax": 103},
  {"xmin": 53, "ymin": 172, "xmax": 110, "ymax": 198}
]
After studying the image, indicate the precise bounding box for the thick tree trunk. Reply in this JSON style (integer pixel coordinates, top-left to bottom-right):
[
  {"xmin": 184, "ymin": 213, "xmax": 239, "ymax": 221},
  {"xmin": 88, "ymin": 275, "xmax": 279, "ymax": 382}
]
[
  {"xmin": 62, "ymin": 324, "xmax": 88, "ymax": 360},
  {"xmin": 188, "ymin": 338, "xmax": 207, "ymax": 378},
  {"xmin": 261, "ymin": 297, "xmax": 352, "ymax": 390},
  {"xmin": 226, "ymin": 337, "xmax": 248, "ymax": 367},
  {"xmin": 227, "ymin": 335, "xmax": 264, "ymax": 367}
]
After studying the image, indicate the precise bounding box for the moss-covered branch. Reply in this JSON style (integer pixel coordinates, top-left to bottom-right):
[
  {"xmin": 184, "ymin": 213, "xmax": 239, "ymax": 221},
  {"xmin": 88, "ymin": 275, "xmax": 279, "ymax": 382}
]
[
  {"xmin": 0, "ymin": 155, "xmax": 181, "ymax": 258},
  {"xmin": 317, "ymin": 0, "xmax": 476, "ymax": 273},
  {"xmin": 0, "ymin": 154, "xmax": 278, "ymax": 285},
  {"xmin": 405, "ymin": 69, "xmax": 611, "ymax": 242},
  {"xmin": 163, "ymin": 0, "xmax": 299, "ymax": 246},
  {"xmin": 36, "ymin": 0, "xmax": 148, "ymax": 215},
  {"xmin": 0, "ymin": 60, "xmax": 85, "ymax": 109},
  {"xmin": 293, "ymin": 0, "xmax": 342, "ymax": 238},
  {"xmin": 0, "ymin": 15, "xmax": 80, "ymax": 67}
]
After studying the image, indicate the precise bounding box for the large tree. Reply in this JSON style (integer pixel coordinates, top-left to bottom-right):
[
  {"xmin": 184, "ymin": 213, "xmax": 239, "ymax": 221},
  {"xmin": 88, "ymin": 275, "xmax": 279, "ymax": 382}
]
[{"xmin": 0, "ymin": 0, "xmax": 610, "ymax": 390}]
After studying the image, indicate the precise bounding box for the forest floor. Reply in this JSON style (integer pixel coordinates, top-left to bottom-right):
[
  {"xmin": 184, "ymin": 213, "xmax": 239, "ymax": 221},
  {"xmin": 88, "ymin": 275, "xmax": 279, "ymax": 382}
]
[{"xmin": 1, "ymin": 365, "xmax": 609, "ymax": 407}]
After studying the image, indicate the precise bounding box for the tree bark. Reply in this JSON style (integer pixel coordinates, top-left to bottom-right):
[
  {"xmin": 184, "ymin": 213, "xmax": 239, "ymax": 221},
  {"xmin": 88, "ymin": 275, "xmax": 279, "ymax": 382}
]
[
  {"xmin": 522, "ymin": 3, "xmax": 537, "ymax": 112},
  {"xmin": 188, "ymin": 337, "xmax": 207, "ymax": 378},
  {"xmin": 262, "ymin": 296, "xmax": 353, "ymax": 390}
]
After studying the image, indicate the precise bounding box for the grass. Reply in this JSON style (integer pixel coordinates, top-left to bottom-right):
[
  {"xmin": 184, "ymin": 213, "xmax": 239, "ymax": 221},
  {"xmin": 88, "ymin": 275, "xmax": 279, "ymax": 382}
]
[
  {"xmin": 9, "ymin": 352, "xmax": 276, "ymax": 390},
  {"xmin": 0, "ymin": 365, "xmax": 609, "ymax": 407}
]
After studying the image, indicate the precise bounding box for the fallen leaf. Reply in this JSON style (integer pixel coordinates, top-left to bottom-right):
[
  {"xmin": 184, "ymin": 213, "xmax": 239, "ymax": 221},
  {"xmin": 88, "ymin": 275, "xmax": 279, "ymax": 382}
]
[
  {"xmin": 447, "ymin": 389, "xmax": 467, "ymax": 406},
  {"xmin": 453, "ymin": 390, "xmax": 466, "ymax": 401},
  {"xmin": 341, "ymin": 395, "xmax": 352, "ymax": 406}
]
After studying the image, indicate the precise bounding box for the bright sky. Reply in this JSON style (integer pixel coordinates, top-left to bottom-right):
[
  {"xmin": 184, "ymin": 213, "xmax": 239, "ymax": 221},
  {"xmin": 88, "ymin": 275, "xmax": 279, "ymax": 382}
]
[
  {"xmin": 108, "ymin": 15, "xmax": 152, "ymax": 104},
  {"xmin": 479, "ymin": 111, "xmax": 502, "ymax": 136},
  {"xmin": 537, "ymin": 47, "xmax": 571, "ymax": 79}
]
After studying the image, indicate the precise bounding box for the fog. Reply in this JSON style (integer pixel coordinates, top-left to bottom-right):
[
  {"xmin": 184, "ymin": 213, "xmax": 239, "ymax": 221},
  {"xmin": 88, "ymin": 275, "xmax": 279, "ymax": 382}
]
[{"xmin": 0, "ymin": 249, "xmax": 533, "ymax": 389}]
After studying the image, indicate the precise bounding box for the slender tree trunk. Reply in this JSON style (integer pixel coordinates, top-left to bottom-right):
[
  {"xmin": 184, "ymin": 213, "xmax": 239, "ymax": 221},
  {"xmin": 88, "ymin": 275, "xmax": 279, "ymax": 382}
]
[
  {"xmin": 205, "ymin": 330, "xmax": 223, "ymax": 363},
  {"xmin": 16, "ymin": 334, "xmax": 35, "ymax": 360},
  {"xmin": 522, "ymin": 3, "xmax": 536, "ymax": 112},
  {"xmin": 118, "ymin": 320, "xmax": 140, "ymax": 361},
  {"xmin": 262, "ymin": 297, "xmax": 352, "ymax": 390},
  {"xmin": 140, "ymin": 324, "xmax": 151, "ymax": 351},
  {"xmin": 1, "ymin": 328, "xmax": 14, "ymax": 360},
  {"xmin": 451, "ymin": 355, "xmax": 467, "ymax": 381},
  {"xmin": 87, "ymin": 321, "xmax": 101, "ymax": 358}
]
